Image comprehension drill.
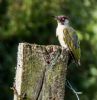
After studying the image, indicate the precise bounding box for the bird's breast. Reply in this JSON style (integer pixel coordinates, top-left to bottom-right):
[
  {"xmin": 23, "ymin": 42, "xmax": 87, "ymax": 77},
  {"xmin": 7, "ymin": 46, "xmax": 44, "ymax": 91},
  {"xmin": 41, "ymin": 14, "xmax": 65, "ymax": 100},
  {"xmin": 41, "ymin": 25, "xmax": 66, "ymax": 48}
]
[
  {"xmin": 56, "ymin": 25, "xmax": 65, "ymax": 37},
  {"xmin": 56, "ymin": 26, "xmax": 68, "ymax": 48}
]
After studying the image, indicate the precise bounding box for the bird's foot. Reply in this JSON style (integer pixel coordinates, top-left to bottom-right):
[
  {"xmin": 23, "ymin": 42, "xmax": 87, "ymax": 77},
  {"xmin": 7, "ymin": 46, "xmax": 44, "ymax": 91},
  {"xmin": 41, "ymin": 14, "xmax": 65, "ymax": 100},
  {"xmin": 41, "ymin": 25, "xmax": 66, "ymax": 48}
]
[
  {"xmin": 61, "ymin": 47, "xmax": 69, "ymax": 54},
  {"xmin": 65, "ymin": 48, "xmax": 69, "ymax": 52}
]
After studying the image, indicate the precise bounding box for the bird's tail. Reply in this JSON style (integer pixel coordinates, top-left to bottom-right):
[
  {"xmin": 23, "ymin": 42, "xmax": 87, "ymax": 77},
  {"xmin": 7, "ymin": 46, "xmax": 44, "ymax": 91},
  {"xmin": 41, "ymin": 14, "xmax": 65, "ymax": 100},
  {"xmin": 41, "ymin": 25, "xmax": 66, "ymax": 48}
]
[{"xmin": 69, "ymin": 50, "xmax": 80, "ymax": 67}]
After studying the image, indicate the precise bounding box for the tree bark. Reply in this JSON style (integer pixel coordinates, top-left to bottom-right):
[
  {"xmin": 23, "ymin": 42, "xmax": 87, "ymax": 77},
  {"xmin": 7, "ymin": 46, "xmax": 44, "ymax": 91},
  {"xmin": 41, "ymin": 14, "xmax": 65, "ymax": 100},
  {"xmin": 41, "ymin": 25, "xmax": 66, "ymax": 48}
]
[{"xmin": 13, "ymin": 43, "xmax": 68, "ymax": 100}]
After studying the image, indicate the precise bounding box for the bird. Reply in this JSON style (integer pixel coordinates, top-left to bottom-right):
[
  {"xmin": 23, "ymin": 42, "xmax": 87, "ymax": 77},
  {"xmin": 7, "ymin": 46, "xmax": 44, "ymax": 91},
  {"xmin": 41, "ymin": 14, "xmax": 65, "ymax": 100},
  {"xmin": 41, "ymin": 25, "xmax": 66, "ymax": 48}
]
[{"xmin": 54, "ymin": 15, "xmax": 81, "ymax": 66}]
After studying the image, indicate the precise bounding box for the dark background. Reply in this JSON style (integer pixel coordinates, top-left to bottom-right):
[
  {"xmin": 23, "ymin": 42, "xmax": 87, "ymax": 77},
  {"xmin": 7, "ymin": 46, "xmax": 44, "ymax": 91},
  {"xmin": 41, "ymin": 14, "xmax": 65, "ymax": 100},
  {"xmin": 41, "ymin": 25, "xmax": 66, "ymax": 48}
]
[{"xmin": 0, "ymin": 0, "xmax": 97, "ymax": 100}]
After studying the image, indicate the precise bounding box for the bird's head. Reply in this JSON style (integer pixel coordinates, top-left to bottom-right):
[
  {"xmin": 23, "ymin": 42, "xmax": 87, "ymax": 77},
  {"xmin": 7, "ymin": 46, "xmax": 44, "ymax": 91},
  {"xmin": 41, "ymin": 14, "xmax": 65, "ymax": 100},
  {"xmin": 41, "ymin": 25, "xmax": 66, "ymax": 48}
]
[{"xmin": 54, "ymin": 15, "xmax": 69, "ymax": 25}]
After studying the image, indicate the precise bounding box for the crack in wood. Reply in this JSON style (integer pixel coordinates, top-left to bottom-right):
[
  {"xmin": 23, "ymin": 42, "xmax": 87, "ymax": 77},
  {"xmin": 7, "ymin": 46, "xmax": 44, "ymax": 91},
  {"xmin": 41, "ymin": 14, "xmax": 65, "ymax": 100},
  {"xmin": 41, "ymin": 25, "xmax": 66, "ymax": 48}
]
[{"xmin": 36, "ymin": 69, "xmax": 46, "ymax": 100}]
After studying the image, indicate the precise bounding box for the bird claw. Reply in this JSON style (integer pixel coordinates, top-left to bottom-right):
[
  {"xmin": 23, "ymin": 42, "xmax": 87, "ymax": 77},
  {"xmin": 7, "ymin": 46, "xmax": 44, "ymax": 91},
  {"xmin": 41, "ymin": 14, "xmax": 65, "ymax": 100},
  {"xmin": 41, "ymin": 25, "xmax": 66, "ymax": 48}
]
[
  {"xmin": 61, "ymin": 47, "xmax": 69, "ymax": 54},
  {"xmin": 65, "ymin": 48, "xmax": 69, "ymax": 52}
]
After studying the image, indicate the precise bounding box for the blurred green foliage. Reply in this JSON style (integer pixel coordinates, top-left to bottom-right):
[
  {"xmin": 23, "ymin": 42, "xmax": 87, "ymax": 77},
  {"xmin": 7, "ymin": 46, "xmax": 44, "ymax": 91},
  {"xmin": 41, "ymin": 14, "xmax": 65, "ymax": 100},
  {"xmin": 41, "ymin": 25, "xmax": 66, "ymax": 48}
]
[{"xmin": 0, "ymin": 0, "xmax": 97, "ymax": 100}]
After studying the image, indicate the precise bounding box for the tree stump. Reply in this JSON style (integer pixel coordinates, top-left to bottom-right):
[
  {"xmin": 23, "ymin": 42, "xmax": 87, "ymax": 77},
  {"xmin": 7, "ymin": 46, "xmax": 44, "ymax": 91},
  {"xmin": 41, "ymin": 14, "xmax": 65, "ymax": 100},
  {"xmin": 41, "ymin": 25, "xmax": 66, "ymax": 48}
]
[{"xmin": 13, "ymin": 43, "xmax": 68, "ymax": 100}]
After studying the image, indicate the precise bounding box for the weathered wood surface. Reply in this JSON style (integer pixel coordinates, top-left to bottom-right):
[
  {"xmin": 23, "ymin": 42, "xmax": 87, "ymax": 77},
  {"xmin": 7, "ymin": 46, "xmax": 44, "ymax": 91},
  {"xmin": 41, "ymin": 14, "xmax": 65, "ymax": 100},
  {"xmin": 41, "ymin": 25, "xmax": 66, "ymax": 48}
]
[{"xmin": 13, "ymin": 43, "xmax": 68, "ymax": 100}]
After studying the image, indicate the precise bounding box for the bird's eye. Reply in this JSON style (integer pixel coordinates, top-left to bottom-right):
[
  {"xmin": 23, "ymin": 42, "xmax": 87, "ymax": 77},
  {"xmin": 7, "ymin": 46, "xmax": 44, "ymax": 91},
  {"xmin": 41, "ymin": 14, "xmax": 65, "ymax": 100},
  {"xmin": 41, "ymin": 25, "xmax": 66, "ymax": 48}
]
[{"xmin": 61, "ymin": 17, "xmax": 65, "ymax": 21}]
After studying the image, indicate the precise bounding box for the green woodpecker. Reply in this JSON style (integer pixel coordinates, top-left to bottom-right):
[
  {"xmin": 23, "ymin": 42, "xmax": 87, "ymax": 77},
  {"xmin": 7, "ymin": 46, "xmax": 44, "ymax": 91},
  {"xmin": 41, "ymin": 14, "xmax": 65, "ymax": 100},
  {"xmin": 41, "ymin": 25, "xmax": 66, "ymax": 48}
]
[{"xmin": 55, "ymin": 15, "xmax": 81, "ymax": 66}]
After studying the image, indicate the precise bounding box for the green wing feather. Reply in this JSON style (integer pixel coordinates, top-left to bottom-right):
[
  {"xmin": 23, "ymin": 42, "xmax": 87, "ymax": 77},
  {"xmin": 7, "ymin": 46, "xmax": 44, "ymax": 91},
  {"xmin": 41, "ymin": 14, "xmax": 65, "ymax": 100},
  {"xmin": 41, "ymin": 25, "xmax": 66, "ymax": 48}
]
[{"xmin": 63, "ymin": 28, "xmax": 81, "ymax": 66}]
